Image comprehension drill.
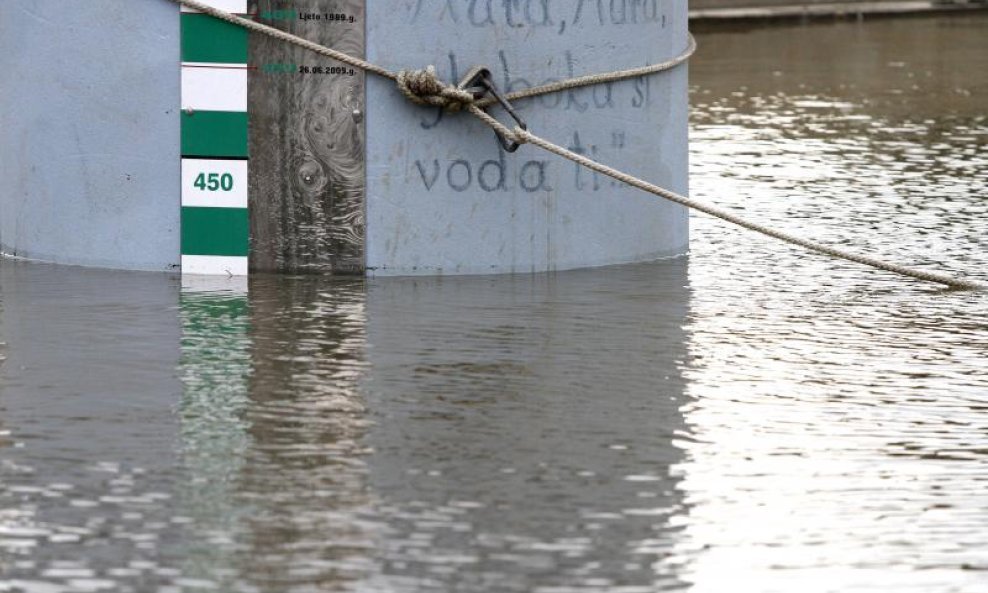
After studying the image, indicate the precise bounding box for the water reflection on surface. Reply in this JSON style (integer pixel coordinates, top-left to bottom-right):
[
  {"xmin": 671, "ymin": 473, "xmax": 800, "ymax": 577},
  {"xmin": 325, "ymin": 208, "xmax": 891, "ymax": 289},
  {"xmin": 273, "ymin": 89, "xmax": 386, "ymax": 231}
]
[
  {"xmin": 242, "ymin": 277, "xmax": 374, "ymax": 591},
  {"xmin": 359, "ymin": 267, "xmax": 690, "ymax": 592},
  {"xmin": 684, "ymin": 12, "xmax": 988, "ymax": 593},
  {"xmin": 0, "ymin": 261, "xmax": 690, "ymax": 592},
  {"xmin": 177, "ymin": 284, "xmax": 252, "ymax": 590},
  {"xmin": 0, "ymin": 265, "xmax": 186, "ymax": 591},
  {"xmin": 2, "ymin": 11, "xmax": 988, "ymax": 593}
]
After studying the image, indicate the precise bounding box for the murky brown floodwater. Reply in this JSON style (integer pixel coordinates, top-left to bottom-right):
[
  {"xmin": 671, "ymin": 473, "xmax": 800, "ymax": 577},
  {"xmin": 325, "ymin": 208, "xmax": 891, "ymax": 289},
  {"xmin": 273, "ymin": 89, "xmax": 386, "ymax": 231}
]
[{"xmin": 2, "ymin": 12, "xmax": 988, "ymax": 593}]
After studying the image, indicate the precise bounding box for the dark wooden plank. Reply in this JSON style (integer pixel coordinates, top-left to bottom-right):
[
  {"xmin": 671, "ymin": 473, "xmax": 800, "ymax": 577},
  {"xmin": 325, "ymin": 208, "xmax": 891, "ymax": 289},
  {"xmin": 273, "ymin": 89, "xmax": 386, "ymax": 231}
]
[{"xmin": 248, "ymin": 0, "xmax": 366, "ymax": 274}]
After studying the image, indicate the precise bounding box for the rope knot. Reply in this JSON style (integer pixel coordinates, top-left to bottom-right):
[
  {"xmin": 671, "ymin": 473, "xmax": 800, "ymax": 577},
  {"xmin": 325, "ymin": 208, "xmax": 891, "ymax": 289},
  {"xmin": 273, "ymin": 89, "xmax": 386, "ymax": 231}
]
[{"xmin": 395, "ymin": 66, "xmax": 476, "ymax": 112}]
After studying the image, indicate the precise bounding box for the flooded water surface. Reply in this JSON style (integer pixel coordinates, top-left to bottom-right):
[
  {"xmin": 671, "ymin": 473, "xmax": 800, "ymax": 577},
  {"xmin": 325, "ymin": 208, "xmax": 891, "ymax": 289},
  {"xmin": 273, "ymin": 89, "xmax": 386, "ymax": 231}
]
[{"xmin": 2, "ymin": 12, "xmax": 988, "ymax": 593}]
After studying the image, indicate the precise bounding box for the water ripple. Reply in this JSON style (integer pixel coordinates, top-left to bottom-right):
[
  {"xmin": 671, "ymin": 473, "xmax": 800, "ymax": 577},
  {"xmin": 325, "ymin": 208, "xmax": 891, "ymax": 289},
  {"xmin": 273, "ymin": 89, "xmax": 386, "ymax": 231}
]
[{"xmin": 2, "ymin": 12, "xmax": 988, "ymax": 593}]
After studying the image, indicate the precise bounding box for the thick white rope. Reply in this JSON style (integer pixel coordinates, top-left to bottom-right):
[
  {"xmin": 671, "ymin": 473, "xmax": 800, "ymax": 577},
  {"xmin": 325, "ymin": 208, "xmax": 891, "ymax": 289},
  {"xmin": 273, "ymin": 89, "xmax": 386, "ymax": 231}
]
[
  {"xmin": 171, "ymin": 0, "xmax": 985, "ymax": 290},
  {"xmin": 513, "ymin": 129, "xmax": 986, "ymax": 290}
]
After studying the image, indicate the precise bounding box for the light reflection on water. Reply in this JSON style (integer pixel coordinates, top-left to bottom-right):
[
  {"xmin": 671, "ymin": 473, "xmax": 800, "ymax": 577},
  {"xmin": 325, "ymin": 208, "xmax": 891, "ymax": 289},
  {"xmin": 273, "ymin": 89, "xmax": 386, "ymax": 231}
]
[
  {"xmin": 0, "ymin": 263, "xmax": 691, "ymax": 593},
  {"xmin": 2, "ymin": 12, "xmax": 988, "ymax": 593},
  {"xmin": 684, "ymin": 13, "xmax": 988, "ymax": 593}
]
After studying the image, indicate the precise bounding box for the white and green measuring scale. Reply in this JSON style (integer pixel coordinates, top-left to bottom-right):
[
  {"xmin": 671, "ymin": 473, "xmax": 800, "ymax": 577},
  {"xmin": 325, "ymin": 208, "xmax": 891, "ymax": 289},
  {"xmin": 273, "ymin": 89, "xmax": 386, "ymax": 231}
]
[{"xmin": 181, "ymin": 0, "xmax": 250, "ymax": 276}]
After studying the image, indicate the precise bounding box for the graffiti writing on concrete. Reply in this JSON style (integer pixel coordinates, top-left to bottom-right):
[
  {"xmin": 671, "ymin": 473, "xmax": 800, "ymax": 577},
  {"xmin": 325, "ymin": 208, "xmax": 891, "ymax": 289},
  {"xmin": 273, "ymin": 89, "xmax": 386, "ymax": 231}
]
[
  {"xmin": 411, "ymin": 0, "xmax": 667, "ymax": 32},
  {"xmin": 412, "ymin": 130, "xmax": 643, "ymax": 194},
  {"xmin": 401, "ymin": 0, "xmax": 677, "ymax": 194}
]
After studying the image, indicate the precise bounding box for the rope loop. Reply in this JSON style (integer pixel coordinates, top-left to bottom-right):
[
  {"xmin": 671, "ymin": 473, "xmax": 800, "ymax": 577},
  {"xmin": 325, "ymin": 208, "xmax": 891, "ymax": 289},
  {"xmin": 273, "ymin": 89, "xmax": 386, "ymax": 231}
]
[
  {"xmin": 512, "ymin": 126, "xmax": 530, "ymax": 147},
  {"xmin": 395, "ymin": 67, "xmax": 476, "ymax": 112}
]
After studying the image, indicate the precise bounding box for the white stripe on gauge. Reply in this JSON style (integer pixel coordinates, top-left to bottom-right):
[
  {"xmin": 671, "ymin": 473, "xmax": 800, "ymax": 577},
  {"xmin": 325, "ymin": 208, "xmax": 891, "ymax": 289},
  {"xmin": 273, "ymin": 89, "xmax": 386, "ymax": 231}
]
[
  {"xmin": 180, "ymin": 0, "xmax": 248, "ymax": 13},
  {"xmin": 181, "ymin": 65, "xmax": 249, "ymax": 113},
  {"xmin": 181, "ymin": 255, "xmax": 249, "ymax": 277},
  {"xmin": 181, "ymin": 274, "xmax": 249, "ymax": 294},
  {"xmin": 182, "ymin": 159, "xmax": 249, "ymax": 208}
]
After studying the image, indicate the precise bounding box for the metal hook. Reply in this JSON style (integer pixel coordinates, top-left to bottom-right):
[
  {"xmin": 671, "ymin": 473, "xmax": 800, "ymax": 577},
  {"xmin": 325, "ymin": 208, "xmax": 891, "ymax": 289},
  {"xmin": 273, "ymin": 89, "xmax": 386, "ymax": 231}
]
[{"xmin": 457, "ymin": 67, "xmax": 528, "ymax": 153}]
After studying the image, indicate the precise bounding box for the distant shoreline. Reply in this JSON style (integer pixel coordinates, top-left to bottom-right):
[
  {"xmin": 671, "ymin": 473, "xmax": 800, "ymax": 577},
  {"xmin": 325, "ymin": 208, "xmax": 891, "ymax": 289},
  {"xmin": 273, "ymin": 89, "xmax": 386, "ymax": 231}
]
[{"xmin": 690, "ymin": 1, "xmax": 988, "ymax": 21}]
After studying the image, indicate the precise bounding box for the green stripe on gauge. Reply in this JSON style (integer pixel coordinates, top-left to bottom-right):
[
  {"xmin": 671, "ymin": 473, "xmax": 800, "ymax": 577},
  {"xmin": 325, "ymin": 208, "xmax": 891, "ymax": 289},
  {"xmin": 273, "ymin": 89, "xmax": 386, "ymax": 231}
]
[
  {"xmin": 181, "ymin": 111, "xmax": 248, "ymax": 158},
  {"xmin": 181, "ymin": 207, "xmax": 250, "ymax": 257},
  {"xmin": 181, "ymin": 13, "xmax": 249, "ymax": 64}
]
